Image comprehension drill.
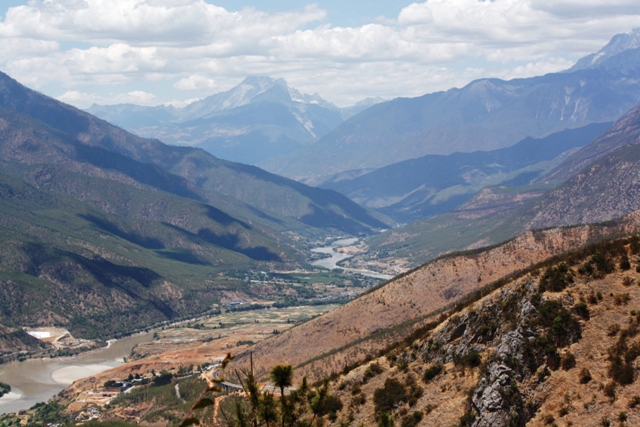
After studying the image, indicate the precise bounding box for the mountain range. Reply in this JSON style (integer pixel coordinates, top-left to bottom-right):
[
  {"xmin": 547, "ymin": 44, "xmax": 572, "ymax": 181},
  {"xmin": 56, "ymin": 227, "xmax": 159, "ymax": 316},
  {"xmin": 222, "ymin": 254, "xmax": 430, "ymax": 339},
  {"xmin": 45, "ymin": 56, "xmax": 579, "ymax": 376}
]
[
  {"xmin": 0, "ymin": 70, "xmax": 388, "ymax": 340},
  {"xmin": 363, "ymin": 101, "xmax": 640, "ymax": 267},
  {"xmin": 87, "ymin": 77, "xmax": 384, "ymax": 165},
  {"xmin": 262, "ymin": 28, "xmax": 640, "ymax": 184},
  {"xmin": 321, "ymin": 122, "xmax": 611, "ymax": 223}
]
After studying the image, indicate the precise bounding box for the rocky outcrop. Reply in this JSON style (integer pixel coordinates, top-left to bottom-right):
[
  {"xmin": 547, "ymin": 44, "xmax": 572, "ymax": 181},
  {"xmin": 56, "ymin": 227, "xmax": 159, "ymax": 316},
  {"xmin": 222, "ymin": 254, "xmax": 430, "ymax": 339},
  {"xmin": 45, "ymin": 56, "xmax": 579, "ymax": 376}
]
[{"xmin": 234, "ymin": 211, "xmax": 640, "ymax": 381}]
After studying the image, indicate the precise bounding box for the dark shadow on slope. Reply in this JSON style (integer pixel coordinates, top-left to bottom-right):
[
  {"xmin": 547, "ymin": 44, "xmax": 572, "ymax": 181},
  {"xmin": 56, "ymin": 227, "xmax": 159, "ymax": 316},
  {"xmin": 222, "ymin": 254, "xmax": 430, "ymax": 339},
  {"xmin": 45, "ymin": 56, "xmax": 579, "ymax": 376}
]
[
  {"xmin": 80, "ymin": 214, "xmax": 165, "ymax": 250},
  {"xmin": 300, "ymin": 206, "xmax": 379, "ymax": 235},
  {"xmin": 156, "ymin": 249, "xmax": 211, "ymax": 266},
  {"xmin": 502, "ymin": 171, "xmax": 543, "ymax": 187},
  {"xmin": 65, "ymin": 252, "xmax": 163, "ymax": 291},
  {"xmin": 218, "ymin": 161, "xmax": 388, "ymax": 231},
  {"xmin": 196, "ymin": 228, "xmax": 281, "ymax": 262},
  {"xmin": 71, "ymin": 141, "xmax": 203, "ymax": 202},
  {"xmin": 204, "ymin": 205, "xmax": 250, "ymax": 228}
]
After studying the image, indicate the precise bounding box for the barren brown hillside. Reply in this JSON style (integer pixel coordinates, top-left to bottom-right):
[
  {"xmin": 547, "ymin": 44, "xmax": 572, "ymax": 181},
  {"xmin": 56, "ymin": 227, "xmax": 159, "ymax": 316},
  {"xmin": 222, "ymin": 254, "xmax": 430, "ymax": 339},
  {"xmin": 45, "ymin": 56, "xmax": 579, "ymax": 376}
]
[
  {"xmin": 234, "ymin": 211, "xmax": 640, "ymax": 381},
  {"xmin": 328, "ymin": 235, "xmax": 640, "ymax": 427}
]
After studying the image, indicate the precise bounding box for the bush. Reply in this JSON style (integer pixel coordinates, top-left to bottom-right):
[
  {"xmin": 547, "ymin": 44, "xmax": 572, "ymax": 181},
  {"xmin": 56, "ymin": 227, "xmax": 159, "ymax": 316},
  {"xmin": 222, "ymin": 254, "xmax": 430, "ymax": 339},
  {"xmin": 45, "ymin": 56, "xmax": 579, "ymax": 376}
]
[
  {"xmin": 620, "ymin": 255, "xmax": 631, "ymax": 271},
  {"xmin": 609, "ymin": 356, "xmax": 635, "ymax": 385},
  {"xmin": 374, "ymin": 378, "xmax": 407, "ymax": 414},
  {"xmin": 423, "ymin": 364, "xmax": 443, "ymax": 382},
  {"xmin": 401, "ymin": 411, "xmax": 423, "ymax": 427},
  {"xmin": 152, "ymin": 371, "xmax": 173, "ymax": 386},
  {"xmin": 378, "ymin": 412, "xmax": 395, "ymax": 427},
  {"xmin": 561, "ymin": 352, "xmax": 576, "ymax": 370},
  {"xmin": 608, "ymin": 323, "xmax": 621, "ymax": 336},
  {"xmin": 579, "ymin": 368, "xmax": 592, "ymax": 384},
  {"xmin": 614, "ymin": 293, "xmax": 632, "ymax": 306},
  {"xmin": 363, "ymin": 362, "xmax": 384, "ymax": 383},
  {"xmin": 604, "ymin": 382, "xmax": 616, "ymax": 401},
  {"xmin": 455, "ymin": 350, "xmax": 481, "ymax": 368},
  {"xmin": 458, "ymin": 411, "xmax": 476, "ymax": 427},
  {"xmin": 537, "ymin": 300, "xmax": 582, "ymax": 346},
  {"xmin": 539, "ymin": 264, "xmax": 573, "ymax": 292},
  {"xmin": 623, "ymin": 276, "xmax": 634, "ymax": 287},
  {"xmin": 574, "ymin": 302, "xmax": 589, "ymax": 319}
]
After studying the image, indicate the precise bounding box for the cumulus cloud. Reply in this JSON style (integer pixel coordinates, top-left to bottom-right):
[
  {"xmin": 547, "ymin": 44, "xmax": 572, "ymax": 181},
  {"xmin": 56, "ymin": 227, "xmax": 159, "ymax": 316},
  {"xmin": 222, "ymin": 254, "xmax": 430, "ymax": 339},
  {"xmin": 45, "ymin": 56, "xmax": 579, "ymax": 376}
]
[
  {"xmin": 173, "ymin": 75, "xmax": 217, "ymax": 91},
  {"xmin": 58, "ymin": 89, "xmax": 159, "ymax": 107},
  {"xmin": 1, "ymin": 0, "xmax": 640, "ymax": 107}
]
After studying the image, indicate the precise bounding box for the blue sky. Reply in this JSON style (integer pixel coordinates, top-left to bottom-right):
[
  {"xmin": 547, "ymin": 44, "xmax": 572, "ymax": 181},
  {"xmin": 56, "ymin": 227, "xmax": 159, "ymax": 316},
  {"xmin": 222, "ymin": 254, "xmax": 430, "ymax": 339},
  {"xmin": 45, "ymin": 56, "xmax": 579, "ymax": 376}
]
[
  {"xmin": 209, "ymin": 1, "xmax": 411, "ymax": 26},
  {"xmin": 1, "ymin": 1, "xmax": 639, "ymax": 108}
]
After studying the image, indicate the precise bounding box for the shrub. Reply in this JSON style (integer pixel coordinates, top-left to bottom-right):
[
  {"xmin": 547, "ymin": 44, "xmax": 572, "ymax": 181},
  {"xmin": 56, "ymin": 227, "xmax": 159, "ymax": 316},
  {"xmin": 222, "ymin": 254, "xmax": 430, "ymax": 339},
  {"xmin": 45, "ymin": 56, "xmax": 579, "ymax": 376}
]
[
  {"xmin": 401, "ymin": 411, "xmax": 423, "ymax": 427},
  {"xmin": 604, "ymin": 382, "xmax": 616, "ymax": 401},
  {"xmin": 609, "ymin": 357, "xmax": 634, "ymax": 385},
  {"xmin": 404, "ymin": 376, "xmax": 423, "ymax": 407},
  {"xmin": 579, "ymin": 368, "xmax": 592, "ymax": 384},
  {"xmin": 574, "ymin": 302, "xmax": 589, "ymax": 319},
  {"xmin": 423, "ymin": 364, "xmax": 443, "ymax": 382},
  {"xmin": 455, "ymin": 350, "xmax": 482, "ymax": 368},
  {"xmin": 614, "ymin": 293, "xmax": 632, "ymax": 306},
  {"xmin": 537, "ymin": 300, "xmax": 582, "ymax": 346},
  {"xmin": 374, "ymin": 378, "xmax": 407, "ymax": 414},
  {"xmin": 591, "ymin": 252, "xmax": 615, "ymax": 276},
  {"xmin": 458, "ymin": 411, "xmax": 476, "ymax": 427},
  {"xmin": 620, "ymin": 255, "xmax": 631, "ymax": 271},
  {"xmin": 378, "ymin": 412, "xmax": 394, "ymax": 427},
  {"xmin": 608, "ymin": 323, "xmax": 621, "ymax": 336},
  {"xmin": 631, "ymin": 235, "xmax": 640, "ymax": 255},
  {"xmin": 628, "ymin": 395, "xmax": 640, "ymax": 408},
  {"xmin": 320, "ymin": 394, "xmax": 343, "ymax": 416},
  {"xmin": 152, "ymin": 370, "xmax": 172, "ymax": 386},
  {"xmin": 363, "ymin": 362, "xmax": 384, "ymax": 383},
  {"xmin": 561, "ymin": 352, "xmax": 576, "ymax": 370},
  {"xmin": 539, "ymin": 264, "xmax": 573, "ymax": 292},
  {"xmin": 351, "ymin": 394, "xmax": 366, "ymax": 407}
]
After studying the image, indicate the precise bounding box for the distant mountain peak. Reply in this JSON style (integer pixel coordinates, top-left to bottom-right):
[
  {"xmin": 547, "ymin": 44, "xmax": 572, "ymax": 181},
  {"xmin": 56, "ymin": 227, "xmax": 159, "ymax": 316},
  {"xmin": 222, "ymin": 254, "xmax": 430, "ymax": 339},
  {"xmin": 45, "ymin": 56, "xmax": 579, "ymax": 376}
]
[
  {"xmin": 181, "ymin": 75, "xmax": 337, "ymax": 116},
  {"xmin": 569, "ymin": 28, "xmax": 640, "ymax": 71}
]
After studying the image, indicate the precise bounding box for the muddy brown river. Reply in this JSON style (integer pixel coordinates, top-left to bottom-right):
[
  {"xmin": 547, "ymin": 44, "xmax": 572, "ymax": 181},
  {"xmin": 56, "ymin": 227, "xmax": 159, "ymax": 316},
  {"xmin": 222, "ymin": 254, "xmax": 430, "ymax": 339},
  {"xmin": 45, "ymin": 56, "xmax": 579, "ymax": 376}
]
[{"xmin": 0, "ymin": 332, "xmax": 153, "ymax": 415}]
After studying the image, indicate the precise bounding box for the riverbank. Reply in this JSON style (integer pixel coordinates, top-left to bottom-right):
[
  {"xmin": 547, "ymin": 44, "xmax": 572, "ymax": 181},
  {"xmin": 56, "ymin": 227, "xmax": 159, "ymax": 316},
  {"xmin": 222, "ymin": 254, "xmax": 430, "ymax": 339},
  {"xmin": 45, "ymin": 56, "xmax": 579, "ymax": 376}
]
[
  {"xmin": 311, "ymin": 238, "xmax": 393, "ymax": 280},
  {"xmin": 0, "ymin": 332, "xmax": 154, "ymax": 415}
]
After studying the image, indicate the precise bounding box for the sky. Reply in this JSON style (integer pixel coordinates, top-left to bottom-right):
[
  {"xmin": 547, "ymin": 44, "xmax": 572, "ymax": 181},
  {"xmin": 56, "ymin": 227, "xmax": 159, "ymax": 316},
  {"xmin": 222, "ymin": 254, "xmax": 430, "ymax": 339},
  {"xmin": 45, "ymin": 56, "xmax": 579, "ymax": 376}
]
[{"xmin": 1, "ymin": 1, "xmax": 640, "ymax": 109}]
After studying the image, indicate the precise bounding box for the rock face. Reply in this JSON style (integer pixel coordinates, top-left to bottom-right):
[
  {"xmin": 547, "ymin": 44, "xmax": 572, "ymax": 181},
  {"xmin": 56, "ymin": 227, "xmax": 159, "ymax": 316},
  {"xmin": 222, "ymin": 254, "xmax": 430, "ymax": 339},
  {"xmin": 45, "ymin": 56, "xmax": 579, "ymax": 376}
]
[
  {"xmin": 232, "ymin": 210, "xmax": 640, "ymax": 380},
  {"xmin": 324, "ymin": 232, "xmax": 640, "ymax": 426}
]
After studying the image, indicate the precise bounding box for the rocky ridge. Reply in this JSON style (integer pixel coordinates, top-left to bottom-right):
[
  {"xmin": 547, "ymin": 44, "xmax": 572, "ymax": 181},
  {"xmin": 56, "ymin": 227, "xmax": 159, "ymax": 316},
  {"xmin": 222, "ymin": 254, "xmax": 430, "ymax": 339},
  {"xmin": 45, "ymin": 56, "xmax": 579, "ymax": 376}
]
[
  {"xmin": 327, "ymin": 233, "xmax": 640, "ymax": 426},
  {"xmin": 232, "ymin": 211, "xmax": 640, "ymax": 382}
]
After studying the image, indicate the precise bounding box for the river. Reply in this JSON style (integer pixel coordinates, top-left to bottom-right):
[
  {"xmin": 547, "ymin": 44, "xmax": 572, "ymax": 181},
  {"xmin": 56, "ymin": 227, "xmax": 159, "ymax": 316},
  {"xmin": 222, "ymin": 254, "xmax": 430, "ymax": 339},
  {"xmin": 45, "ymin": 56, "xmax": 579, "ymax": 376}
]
[
  {"xmin": 311, "ymin": 238, "xmax": 393, "ymax": 280},
  {"xmin": 0, "ymin": 332, "xmax": 153, "ymax": 415}
]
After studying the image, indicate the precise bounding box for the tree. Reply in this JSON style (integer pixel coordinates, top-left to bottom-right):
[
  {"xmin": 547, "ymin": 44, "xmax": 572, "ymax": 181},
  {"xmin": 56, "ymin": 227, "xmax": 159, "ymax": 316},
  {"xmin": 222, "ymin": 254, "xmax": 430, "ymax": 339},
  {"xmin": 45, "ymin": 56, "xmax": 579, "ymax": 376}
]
[
  {"xmin": 179, "ymin": 355, "xmax": 341, "ymax": 427},
  {"xmin": 270, "ymin": 365, "xmax": 293, "ymax": 398}
]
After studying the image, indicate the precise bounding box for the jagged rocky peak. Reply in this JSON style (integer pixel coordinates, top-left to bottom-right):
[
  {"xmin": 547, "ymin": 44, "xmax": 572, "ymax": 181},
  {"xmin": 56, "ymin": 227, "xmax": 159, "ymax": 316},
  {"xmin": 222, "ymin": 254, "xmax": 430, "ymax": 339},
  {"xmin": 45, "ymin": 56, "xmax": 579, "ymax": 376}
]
[
  {"xmin": 570, "ymin": 27, "xmax": 640, "ymax": 71},
  {"xmin": 180, "ymin": 75, "xmax": 338, "ymax": 117}
]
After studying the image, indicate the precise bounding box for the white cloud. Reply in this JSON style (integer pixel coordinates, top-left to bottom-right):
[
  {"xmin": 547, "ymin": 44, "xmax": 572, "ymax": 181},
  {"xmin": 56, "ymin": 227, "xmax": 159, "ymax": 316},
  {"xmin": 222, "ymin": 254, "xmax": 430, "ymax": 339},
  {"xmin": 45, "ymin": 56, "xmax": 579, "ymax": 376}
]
[
  {"xmin": 0, "ymin": 1, "xmax": 325, "ymax": 47},
  {"xmin": 173, "ymin": 75, "xmax": 217, "ymax": 91},
  {"xmin": 1, "ymin": 0, "xmax": 640, "ymax": 108},
  {"xmin": 58, "ymin": 89, "xmax": 159, "ymax": 107}
]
